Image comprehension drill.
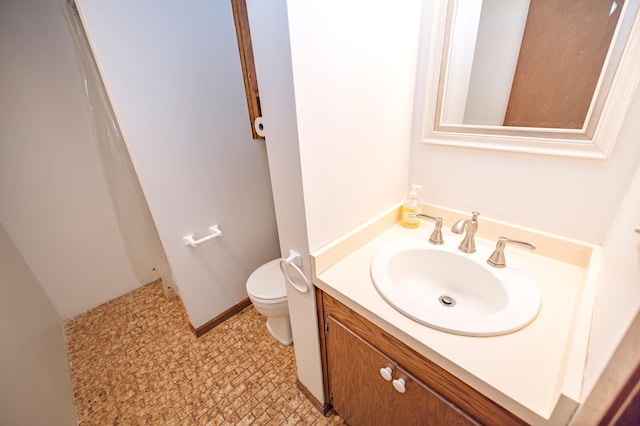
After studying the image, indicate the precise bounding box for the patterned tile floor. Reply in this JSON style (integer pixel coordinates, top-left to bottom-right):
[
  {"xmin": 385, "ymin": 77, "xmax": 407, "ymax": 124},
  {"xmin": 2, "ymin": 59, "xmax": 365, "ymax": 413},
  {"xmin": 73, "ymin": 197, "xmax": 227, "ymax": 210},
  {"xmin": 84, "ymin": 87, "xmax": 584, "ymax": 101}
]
[{"xmin": 65, "ymin": 282, "xmax": 346, "ymax": 425}]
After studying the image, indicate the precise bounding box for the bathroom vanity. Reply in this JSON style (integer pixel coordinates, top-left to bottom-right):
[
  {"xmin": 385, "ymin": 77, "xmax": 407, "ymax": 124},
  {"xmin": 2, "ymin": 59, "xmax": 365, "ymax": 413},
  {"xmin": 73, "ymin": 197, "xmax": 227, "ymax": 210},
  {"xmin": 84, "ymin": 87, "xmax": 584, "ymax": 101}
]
[
  {"xmin": 317, "ymin": 290, "xmax": 523, "ymax": 425},
  {"xmin": 311, "ymin": 204, "xmax": 599, "ymax": 425}
]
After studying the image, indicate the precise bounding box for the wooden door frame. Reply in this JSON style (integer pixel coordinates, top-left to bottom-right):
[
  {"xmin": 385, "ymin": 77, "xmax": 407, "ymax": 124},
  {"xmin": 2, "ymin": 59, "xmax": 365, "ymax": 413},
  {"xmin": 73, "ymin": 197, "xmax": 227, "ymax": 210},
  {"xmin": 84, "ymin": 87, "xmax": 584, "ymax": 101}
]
[{"xmin": 231, "ymin": 0, "xmax": 264, "ymax": 140}]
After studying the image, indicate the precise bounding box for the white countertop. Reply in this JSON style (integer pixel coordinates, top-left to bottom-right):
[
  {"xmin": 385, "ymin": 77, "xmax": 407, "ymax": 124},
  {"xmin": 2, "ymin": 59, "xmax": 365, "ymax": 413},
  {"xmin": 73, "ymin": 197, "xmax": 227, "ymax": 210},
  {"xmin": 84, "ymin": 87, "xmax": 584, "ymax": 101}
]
[{"xmin": 311, "ymin": 211, "xmax": 598, "ymax": 426}]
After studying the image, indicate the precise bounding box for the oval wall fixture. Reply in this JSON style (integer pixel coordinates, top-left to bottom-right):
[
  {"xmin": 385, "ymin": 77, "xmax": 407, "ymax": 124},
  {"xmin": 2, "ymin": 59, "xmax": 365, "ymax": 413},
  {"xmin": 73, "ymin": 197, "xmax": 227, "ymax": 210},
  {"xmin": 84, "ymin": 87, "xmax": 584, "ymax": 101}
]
[{"xmin": 279, "ymin": 250, "xmax": 310, "ymax": 293}]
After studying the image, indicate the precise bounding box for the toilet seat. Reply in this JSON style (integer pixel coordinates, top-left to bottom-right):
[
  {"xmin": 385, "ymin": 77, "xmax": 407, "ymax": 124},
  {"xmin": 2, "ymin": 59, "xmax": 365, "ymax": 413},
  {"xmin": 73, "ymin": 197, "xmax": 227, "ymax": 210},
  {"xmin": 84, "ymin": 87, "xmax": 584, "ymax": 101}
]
[{"xmin": 246, "ymin": 259, "xmax": 287, "ymax": 302}]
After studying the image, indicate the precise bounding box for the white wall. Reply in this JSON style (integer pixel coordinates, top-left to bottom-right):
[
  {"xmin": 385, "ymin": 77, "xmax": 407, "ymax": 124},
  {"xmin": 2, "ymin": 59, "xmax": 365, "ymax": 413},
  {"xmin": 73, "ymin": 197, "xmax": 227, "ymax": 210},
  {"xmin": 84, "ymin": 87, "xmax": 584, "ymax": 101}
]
[
  {"xmin": 247, "ymin": 0, "xmax": 422, "ymax": 403},
  {"xmin": 288, "ymin": 0, "xmax": 423, "ymax": 252},
  {"xmin": 412, "ymin": 2, "xmax": 640, "ymax": 245},
  {"xmin": 582, "ymin": 161, "xmax": 640, "ymax": 396},
  {"xmin": 248, "ymin": 0, "xmax": 423, "ymax": 402},
  {"xmin": 0, "ymin": 0, "xmax": 141, "ymax": 319},
  {"xmin": 76, "ymin": 0, "xmax": 280, "ymax": 328},
  {"xmin": 247, "ymin": 0, "xmax": 325, "ymax": 403},
  {"xmin": 0, "ymin": 221, "xmax": 77, "ymax": 425}
]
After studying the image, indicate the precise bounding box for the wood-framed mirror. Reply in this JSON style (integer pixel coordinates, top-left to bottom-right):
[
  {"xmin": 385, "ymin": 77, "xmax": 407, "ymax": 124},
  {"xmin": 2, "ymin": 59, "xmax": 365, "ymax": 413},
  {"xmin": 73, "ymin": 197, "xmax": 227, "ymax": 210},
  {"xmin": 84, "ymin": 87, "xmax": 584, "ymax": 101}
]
[{"xmin": 421, "ymin": 0, "xmax": 640, "ymax": 159}]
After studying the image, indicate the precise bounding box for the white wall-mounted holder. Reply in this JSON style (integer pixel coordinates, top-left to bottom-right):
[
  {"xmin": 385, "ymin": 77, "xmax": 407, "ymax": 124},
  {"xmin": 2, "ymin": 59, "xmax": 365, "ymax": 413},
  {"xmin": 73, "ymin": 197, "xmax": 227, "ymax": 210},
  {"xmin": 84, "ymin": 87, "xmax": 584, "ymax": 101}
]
[
  {"xmin": 279, "ymin": 250, "xmax": 310, "ymax": 293},
  {"xmin": 183, "ymin": 225, "xmax": 222, "ymax": 248},
  {"xmin": 254, "ymin": 116, "xmax": 266, "ymax": 138}
]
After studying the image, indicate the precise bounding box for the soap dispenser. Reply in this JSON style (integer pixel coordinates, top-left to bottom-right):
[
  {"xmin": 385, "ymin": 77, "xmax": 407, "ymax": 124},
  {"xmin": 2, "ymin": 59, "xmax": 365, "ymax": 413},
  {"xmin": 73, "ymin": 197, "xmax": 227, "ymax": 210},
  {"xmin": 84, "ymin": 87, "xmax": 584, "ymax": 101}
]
[{"xmin": 401, "ymin": 184, "xmax": 422, "ymax": 228}]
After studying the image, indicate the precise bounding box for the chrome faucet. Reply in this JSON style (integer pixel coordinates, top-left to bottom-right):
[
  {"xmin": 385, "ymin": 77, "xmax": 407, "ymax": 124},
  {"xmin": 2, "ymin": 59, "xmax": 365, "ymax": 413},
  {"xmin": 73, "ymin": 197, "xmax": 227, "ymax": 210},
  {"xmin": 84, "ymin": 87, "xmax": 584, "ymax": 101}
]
[
  {"xmin": 451, "ymin": 211, "xmax": 479, "ymax": 253},
  {"xmin": 487, "ymin": 237, "xmax": 536, "ymax": 268},
  {"xmin": 416, "ymin": 213, "xmax": 444, "ymax": 245}
]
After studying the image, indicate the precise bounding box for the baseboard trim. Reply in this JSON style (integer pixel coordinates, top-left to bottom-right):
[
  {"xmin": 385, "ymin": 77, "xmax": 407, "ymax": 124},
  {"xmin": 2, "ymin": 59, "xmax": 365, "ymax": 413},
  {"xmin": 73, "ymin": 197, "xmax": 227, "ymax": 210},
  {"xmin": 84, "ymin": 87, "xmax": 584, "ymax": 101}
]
[
  {"xmin": 295, "ymin": 379, "xmax": 329, "ymax": 415},
  {"xmin": 190, "ymin": 297, "xmax": 252, "ymax": 337}
]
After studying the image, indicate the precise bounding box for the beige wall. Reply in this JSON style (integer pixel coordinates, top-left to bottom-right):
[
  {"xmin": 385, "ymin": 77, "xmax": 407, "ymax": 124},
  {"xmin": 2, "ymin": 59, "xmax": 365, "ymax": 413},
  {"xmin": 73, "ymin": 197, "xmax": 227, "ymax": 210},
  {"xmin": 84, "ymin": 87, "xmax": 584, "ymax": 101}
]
[
  {"xmin": 0, "ymin": 221, "xmax": 76, "ymax": 425},
  {"xmin": 289, "ymin": 0, "xmax": 423, "ymax": 252}
]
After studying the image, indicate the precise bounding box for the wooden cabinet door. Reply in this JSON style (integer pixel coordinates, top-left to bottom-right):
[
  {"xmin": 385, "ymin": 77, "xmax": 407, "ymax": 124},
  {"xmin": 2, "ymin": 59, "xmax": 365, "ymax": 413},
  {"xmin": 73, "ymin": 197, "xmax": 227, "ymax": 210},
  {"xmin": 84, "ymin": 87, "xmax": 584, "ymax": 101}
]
[
  {"xmin": 390, "ymin": 365, "xmax": 479, "ymax": 426},
  {"xmin": 326, "ymin": 315, "xmax": 396, "ymax": 425},
  {"xmin": 326, "ymin": 315, "xmax": 478, "ymax": 426}
]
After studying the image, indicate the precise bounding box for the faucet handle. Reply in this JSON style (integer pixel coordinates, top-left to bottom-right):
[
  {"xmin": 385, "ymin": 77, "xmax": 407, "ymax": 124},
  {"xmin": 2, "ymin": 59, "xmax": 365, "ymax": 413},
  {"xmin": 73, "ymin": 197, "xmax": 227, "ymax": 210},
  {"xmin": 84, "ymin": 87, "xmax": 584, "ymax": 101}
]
[
  {"xmin": 487, "ymin": 237, "xmax": 536, "ymax": 268},
  {"xmin": 416, "ymin": 214, "xmax": 444, "ymax": 245}
]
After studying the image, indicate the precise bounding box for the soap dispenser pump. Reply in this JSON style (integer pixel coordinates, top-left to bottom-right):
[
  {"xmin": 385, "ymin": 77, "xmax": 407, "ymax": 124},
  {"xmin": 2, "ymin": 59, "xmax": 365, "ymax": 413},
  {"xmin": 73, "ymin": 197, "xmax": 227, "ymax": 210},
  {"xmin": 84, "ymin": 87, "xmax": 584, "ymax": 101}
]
[{"xmin": 401, "ymin": 184, "xmax": 422, "ymax": 228}]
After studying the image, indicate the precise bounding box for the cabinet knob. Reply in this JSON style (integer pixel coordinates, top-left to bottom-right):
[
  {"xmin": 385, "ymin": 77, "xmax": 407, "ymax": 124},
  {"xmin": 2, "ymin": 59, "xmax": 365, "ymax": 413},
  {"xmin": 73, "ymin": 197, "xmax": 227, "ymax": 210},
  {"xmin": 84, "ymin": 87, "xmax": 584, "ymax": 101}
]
[
  {"xmin": 393, "ymin": 378, "xmax": 406, "ymax": 393},
  {"xmin": 379, "ymin": 367, "xmax": 393, "ymax": 381}
]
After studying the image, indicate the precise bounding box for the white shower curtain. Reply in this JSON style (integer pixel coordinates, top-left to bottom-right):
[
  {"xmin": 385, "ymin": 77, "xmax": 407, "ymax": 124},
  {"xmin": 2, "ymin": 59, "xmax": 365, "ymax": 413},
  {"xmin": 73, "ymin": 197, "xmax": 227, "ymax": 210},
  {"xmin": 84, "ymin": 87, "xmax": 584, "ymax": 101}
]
[{"xmin": 64, "ymin": 1, "xmax": 176, "ymax": 297}]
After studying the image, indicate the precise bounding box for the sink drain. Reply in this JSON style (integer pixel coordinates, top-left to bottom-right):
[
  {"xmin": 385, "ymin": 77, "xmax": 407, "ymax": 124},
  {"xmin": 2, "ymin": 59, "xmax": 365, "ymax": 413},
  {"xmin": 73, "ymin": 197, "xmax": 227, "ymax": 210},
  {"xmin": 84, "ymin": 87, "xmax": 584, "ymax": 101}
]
[{"xmin": 439, "ymin": 295, "xmax": 456, "ymax": 307}]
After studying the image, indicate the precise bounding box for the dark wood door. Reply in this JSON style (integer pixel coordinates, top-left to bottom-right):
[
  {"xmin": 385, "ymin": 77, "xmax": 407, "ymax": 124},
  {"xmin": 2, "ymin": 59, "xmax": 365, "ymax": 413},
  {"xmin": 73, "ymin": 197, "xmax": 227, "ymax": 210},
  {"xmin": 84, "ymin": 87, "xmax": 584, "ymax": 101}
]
[
  {"xmin": 504, "ymin": 0, "xmax": 624, "ymax": 129},
  {"xmin": 326, "ymin": 315, "xmax": 478, "ymax": 426}
]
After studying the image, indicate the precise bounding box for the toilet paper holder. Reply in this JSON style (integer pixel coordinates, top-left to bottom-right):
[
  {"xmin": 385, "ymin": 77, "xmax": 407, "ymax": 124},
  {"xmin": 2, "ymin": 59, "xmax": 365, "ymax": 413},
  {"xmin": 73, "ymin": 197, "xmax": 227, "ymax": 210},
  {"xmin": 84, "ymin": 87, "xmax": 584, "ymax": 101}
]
[
  {"xmin": 254, "ymin": 116, "xmax": 266, "ymax": 138},
  {"xmin": 279, "ymin": 250, "xmax": 310, "ymax": 293}
]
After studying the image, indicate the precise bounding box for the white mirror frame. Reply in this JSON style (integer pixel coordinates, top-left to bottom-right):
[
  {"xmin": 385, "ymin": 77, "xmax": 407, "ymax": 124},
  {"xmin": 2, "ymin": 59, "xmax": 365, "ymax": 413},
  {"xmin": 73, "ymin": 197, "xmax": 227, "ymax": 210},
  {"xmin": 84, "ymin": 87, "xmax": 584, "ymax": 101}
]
[{"xmin": 422, "ymin": 0, "xmax": 640, "ymax": 159}]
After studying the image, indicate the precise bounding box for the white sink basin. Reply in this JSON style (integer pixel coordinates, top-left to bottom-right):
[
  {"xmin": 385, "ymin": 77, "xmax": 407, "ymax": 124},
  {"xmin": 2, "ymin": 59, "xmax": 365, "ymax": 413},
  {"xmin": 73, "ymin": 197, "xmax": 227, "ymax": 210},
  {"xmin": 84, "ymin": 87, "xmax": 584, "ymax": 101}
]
[{"xmin": 370, "ymin": 237, "xmax": 541, "ymax": 336}]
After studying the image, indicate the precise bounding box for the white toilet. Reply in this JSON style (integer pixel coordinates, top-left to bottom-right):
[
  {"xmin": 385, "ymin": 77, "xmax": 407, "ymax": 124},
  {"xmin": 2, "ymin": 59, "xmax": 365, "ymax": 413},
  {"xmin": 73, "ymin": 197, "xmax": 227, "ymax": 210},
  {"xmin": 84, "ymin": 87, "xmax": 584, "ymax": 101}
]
[{"xmin": 246, "ymin": 259, "xmax": 293, "ymax": 345}]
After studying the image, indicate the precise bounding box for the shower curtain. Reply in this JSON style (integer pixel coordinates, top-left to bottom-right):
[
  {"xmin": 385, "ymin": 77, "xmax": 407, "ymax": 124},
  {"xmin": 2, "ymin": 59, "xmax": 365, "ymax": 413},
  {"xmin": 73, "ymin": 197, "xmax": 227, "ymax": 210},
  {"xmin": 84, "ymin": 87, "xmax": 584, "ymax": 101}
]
[{"xmin": 64, "ymin": 1, "xmax": 176, "ymax": 297}]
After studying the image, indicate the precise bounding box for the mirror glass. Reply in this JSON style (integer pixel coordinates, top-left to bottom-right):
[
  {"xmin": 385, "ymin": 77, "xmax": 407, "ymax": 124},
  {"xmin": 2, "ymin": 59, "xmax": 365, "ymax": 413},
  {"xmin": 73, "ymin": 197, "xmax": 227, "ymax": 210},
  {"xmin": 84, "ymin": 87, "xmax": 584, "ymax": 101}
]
[{"xmin": 422, "ymin": 0, "xmax": 640, "ymax": 159}]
